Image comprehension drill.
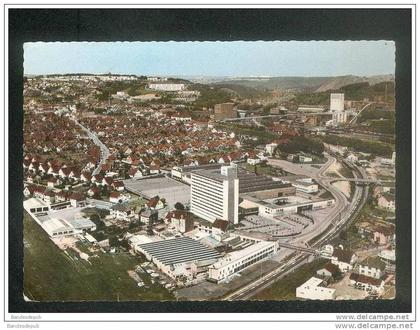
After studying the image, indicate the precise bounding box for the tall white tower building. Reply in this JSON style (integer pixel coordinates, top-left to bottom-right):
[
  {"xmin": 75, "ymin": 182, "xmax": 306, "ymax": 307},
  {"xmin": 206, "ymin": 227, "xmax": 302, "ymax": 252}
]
[
  {"xmin": 190, "ymin": 164, "xmax": 239, "ymax": 224},
  {"xmin": 330, "ymin": 93, "xmax": 345, "ymax": 112}
]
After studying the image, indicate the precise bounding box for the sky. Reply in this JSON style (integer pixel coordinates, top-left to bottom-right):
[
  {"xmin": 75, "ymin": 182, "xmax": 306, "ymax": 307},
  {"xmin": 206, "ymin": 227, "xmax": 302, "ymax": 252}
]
[{"xmin": 24, "ymin": 41, "xmax": 395, "ymax": 77}]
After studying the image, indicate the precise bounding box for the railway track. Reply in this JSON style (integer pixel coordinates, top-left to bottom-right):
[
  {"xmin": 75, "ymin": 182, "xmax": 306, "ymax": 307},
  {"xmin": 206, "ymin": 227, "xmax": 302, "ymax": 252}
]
[{"xmin": 223, "ymin": 154, "xmax": 369, "ymax": 301}]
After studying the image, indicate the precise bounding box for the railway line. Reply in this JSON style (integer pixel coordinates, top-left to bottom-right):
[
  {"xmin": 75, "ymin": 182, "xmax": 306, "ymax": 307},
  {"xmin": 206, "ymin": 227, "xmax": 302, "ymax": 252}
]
[{"xmin": 223, "ymin": 154, "xmax": 369, "ymax": 300}]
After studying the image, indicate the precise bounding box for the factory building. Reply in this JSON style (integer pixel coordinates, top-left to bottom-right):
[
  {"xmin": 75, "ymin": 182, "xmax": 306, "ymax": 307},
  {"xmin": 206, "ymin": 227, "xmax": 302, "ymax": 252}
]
[
  {"xmin": 24, "ymin": 198, "xmax": 96, "ymax": 237},
  {"xmin": 240, "ymin": 195, "xmax": 334, "ymax": 219},
  {"xmin": 135, "ymin": 237, "xmax": 221, "ymax": 280},
  {"xmin": 214, "ymin": 103, "xmax": 236, "ymax": 120},
  {"xmin": 296, "ymin": 277, "xmax": 336, "ymax": 300},
  {"xmin": 173, "ymin": 164, "xmax": 295, "ymax": 199},
  {"xmin": 190, "ymin": 164, "xmax": 239, "ymax": 224},
  {"xmin": 148, "ymin": 83, "xmax": 185, "ymax": 92},
  {"xmin": 238, "ymin": 171, "xmax": 296, "ymax": 199},
  {"xmin": 281, "ymin": 175, "xmax": 319, "ymax": 194},
  {"xmin": 208, "ymin": 241, "xmax": 278, "ymax": 283},
  {"xmin": 297, "ymin": 106, "xmax": 325, "ymax": 113}
]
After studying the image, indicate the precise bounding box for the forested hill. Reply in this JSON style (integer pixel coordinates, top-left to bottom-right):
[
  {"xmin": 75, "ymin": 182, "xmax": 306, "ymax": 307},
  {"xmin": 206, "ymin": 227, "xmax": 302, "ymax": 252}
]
[{"xmin": 210, "ymin": 74, "xmax": 394, "ymax": 93}]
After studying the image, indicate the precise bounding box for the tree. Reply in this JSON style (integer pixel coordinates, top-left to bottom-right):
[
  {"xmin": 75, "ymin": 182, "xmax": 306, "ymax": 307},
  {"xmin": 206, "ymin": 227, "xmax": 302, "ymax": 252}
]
[
  {"xmin": 89, "ymin": 214, "xmax": 105, "ymax": 230},
  {"xmin": 276, "ymin": 136, "xmax": 324, "ymax": 156},
  {"xmin": 339, "ymin": 231, "xmax": 348, "ymax": 241},
  {"xmin": 109, "ymin": 236, "xmax": 119, "ymax": 247},
  {"xmin": 174, "ymin": 202, "xmax": 185, "ymax": 210}
]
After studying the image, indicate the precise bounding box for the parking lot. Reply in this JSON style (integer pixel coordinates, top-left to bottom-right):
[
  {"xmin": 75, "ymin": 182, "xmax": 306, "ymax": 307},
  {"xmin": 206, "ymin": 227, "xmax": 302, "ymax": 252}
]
[
  {"xmin": 123, "ymin": 176, "xmax": 191, "ymax": 208},
  {"xmin": 241, "ymin": 211, "xmax": 315, "ymax": 238}
]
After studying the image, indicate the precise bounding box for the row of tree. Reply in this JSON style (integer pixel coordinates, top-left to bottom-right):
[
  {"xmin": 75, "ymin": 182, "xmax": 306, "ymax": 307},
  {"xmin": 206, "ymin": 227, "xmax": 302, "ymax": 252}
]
[
  {"xmin": 322, "ymin": 135, "xmax": 394, "ymax": 157},
  {"xmin": 275, "ymin": 136, "xmax": 324, "ymax": 156}
]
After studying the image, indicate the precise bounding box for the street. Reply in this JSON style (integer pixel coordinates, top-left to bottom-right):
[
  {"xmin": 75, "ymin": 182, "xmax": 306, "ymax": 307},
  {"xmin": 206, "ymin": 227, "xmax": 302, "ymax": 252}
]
[{"xmin": 72, "ymin": 117, "xmax": 111, "ymax": 175}]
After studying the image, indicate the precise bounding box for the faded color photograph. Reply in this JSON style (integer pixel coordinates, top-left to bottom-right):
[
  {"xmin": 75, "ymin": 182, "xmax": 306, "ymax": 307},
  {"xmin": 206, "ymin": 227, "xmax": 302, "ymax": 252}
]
[{"xmin": 23, "ymin": 41, "xmax": 396, "ymax": 302}]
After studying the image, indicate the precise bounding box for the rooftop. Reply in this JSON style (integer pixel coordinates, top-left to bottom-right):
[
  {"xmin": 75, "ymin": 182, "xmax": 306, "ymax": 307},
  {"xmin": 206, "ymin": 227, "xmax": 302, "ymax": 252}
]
[
  {"xmin": 42, "ymin": 218, "xmax": 72, "ymax": 233},
  {"xmin": 137, "ymin": 237, "xmax": 221, "ymax": 266},
  {"xmin": 210, "ymin": 241, "xmax": 275, "ymax": 269},
  {"xmin": 359, "ymin": 256, "xmax": 387, "ymax": 271},
  {"xmin": 67, "ymin": 217, "xmax": 96, "ymax": 229},
  {"xmin": 192, "ymin": 169, "xmax": 230, "ymax": 183},
  {"xmin": 241, "ymin": 194, "xmax": 329, "ymax": 211},
  {"xmin": 23, "ymin": 197, "xmax": 47, "ymax": 210},
  {"xmin": 237, "ymin": 171, "xmax": 292, "ymax": 194},
  {"xmin": 350, "ymin": 273, "xmax": 383, "ymax": 286},
  {"xmin": 298, "ymin": 276, "xmax": 324, "ymax": 288},
  {"xmin": 174, "ymin": 163, "xmax": 222, "ymax": 174}
]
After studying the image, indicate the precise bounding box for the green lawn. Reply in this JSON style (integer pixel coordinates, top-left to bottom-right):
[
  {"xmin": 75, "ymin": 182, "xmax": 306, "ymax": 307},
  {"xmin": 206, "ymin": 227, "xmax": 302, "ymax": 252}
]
[
  {"xmin": 338, "ymin": 163, "xmax": 354, "ymax": 178},
  {"xmin": 242, "ymin": 163, "xmax": 288, "ymax": 177},
  {"xmin": 250, "ymin": 258, "xmax": 328, "ymax": 300},
  {"xmin": 24, "ymin": 212, "xmax": 174, "ymax": 302}
]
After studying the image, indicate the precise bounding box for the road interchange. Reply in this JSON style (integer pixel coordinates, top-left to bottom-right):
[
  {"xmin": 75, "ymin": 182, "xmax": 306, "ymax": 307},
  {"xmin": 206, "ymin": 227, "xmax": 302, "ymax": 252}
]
[{"xmin": 223, "ymin": 153, "xmax": 369, "ymax": 300}]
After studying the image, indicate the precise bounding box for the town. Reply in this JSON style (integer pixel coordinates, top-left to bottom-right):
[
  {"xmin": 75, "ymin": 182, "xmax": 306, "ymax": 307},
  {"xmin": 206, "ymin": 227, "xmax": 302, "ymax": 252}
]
[{"xmin": 23, "ymin": 73, "xmax": 396, "ymax": 301}]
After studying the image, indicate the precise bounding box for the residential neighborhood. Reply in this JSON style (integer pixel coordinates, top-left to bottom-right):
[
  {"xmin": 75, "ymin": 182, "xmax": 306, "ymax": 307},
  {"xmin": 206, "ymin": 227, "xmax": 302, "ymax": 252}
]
[{"xmin": 23, "ymin": 49, "xmax": 396, "ymax": 302}]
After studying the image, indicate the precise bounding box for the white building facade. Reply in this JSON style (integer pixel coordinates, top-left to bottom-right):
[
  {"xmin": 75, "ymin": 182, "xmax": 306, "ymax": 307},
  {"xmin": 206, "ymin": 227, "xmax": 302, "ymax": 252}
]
[
  {"xmin": 291, "ymin": 178, "xmax": 319, "ymax": 194},
  {"xmin": 190, "ymin": 165, "xmax": 239, "ymax": 224},
  {"xmin": 330, "ymin": 93, "xmax": 345, "ymax": 112},
  {"xmin": 332, "ymin": 111, "xmax": 348, "ymax": 124},
  {"xmin": 208, "ymin": 241, "xmax": 278, "ymax": 283},
  {"xmin": 148, "ymin": 83, "xmax": 185, "ymax": 92},
  {"xmin": 296, "ymin": 277, "xmax": 336, "ymax": 300}
]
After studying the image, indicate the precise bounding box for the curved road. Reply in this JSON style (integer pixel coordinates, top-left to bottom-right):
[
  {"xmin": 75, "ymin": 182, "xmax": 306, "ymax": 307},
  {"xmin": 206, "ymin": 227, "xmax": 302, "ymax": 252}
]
[
  {"xmin": 348, "ymin": 102, "xmax": 374, "ymax": 125},
  {"xmin": 72, "ymin": 117, "xmax": 110, "ymax": 175},
  {"xmin": 224, "ymin": 153, "xmax": 369, "ymax": 300}
]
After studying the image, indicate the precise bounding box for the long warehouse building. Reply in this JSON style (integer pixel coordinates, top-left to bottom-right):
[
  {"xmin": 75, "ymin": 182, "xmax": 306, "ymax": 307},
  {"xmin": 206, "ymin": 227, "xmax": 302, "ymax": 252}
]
[
  {"xmin": 136, "ymin": 237, "xmax": 221, "ymax": 279},
  {"xmin": 208, "ymin": 240, "xmax": 278, "ymax": 283}
]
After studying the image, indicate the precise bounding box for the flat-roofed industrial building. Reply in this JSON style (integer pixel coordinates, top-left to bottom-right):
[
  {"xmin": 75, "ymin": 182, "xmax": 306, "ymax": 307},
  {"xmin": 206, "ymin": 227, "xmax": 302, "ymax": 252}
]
[
  {"xmin": 241, "ymin": 194, "xmax": 334, "ymax": 218},
  {"xmin": 237, "ymin": 171, "xmax": 296, "ymax": 198},
  {"xmin": 173, "ymin": 164, "xmax": 295, "ymax": 199},
  {"xmin": 135, "ymin": 237, "xmax": 221, "ymax": 279},
  {"xmin": 24, "ymin": 198, "xmax": 96, "ymax": 237},
  {"xmin": 208, "ymin": 240, "xmax": 278, "ymax": 283},
  {"xmin": 296, "ymin": 277, "xmax": 336, "ymax": 300}
]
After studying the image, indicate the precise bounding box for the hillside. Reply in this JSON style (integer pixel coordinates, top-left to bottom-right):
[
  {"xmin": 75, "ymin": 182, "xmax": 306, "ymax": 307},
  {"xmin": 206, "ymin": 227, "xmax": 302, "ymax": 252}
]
[
  {"xmin": 292, "ymin": 81, "xmax": 395, "ymax": 105},
  {"xmin": 209, "ymin": 83, "xmax": 268, "ymax": 99},
  {"xmin": 210, "ymin": 75, "xmax": 394, "ymax": 93},
  {"xmin": 314, "ymin": 74, "xmax": 394, "ymax": 92}
]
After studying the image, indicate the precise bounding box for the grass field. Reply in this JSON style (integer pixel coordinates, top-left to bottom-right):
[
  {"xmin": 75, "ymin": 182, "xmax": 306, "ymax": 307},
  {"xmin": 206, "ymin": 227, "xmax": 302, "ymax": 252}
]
[
  {"xmin": 242, "ymin": 163, "xmax": 288, "ymax": 177},
  {"xmin": 250, "ymin": 258, "xmax": 328, "ymax": 301},
  {"xmin": 23, "ymin": 212, "xmax": 175, "ymax": 302}
]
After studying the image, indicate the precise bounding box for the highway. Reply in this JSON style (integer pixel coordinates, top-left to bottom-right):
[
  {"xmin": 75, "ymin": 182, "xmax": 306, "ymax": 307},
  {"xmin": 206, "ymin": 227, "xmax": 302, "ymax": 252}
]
[
  {"xmin": 348, "ymin": 102, "xmax": 374, "ymax": 125},
  {"xmin": 223, "ymin": 153, "xmax": 369, "ymax": 300},
  {"xmin": 72, "ymin": 117, "xmax": 111, "ymax": 176}
]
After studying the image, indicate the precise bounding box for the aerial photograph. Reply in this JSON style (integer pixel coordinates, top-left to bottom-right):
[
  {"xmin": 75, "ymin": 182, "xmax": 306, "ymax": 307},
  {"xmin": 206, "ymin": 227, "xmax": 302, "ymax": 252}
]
[{"xmin": 22, "ymin": 41, "xmax": 396, "ymax": 302}]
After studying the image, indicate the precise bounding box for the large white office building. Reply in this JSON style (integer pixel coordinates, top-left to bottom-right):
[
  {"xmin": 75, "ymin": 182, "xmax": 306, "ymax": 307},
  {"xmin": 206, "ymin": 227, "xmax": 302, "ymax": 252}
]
[
  {"xmin": 190, "ymin": 164, "xmax": 239, "ymax": 224},
  {"xmin": 330, "ymin": 93, "xmax": 345, "ymax": 112}
]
